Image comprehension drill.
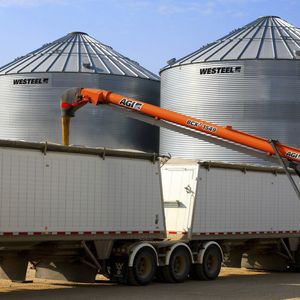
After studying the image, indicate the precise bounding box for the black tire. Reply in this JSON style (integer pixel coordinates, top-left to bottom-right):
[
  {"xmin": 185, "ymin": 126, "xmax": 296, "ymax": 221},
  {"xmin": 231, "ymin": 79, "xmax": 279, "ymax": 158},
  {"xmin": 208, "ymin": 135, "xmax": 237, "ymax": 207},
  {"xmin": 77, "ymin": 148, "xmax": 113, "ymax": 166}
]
[
  {"xmin": 127, "ymin": 247, "xmax": 157, "ymax": 285},
  {"xmin": 161, "ymin": 246, "xmax": 191, "ymax": 283},
  {"xmin": 193, "ymin": 245, "xmax": 222, "ymax": 281}
]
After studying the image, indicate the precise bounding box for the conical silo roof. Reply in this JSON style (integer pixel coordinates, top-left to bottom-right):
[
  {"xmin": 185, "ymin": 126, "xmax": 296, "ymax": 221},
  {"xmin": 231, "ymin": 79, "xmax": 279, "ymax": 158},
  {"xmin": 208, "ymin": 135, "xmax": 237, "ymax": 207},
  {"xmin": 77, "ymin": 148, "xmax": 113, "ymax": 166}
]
[
  {"xmin": 163, "ymin": 16, "xmax": 300, "ymax": 69},
  {"xmin": 0, "ymin": 31, "xmax": 159, "ymax": 80}
]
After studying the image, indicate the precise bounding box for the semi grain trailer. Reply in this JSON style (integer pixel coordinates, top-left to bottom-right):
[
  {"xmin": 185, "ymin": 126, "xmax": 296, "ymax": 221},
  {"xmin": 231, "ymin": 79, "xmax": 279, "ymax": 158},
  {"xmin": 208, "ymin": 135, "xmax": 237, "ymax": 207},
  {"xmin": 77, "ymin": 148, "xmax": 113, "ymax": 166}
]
[
  {"xmin": 1, "ymin": 88, "xmax": 300, "ymax": 285},
  {"xmin": 0, "ymin": 140, "xmax": 166, "ymax": 284},
  {"xmin": 1, "ymin": 140, "xmax": 300, "ymax": 285}
]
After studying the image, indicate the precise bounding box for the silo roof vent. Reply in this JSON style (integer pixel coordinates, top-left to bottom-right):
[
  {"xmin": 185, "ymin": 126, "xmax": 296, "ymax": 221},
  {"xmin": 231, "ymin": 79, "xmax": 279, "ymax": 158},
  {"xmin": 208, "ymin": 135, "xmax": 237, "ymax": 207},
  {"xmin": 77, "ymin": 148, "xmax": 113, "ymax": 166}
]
[{"xmin": 0, "ymin": 32, "xmax": 159, "ymax": 80}]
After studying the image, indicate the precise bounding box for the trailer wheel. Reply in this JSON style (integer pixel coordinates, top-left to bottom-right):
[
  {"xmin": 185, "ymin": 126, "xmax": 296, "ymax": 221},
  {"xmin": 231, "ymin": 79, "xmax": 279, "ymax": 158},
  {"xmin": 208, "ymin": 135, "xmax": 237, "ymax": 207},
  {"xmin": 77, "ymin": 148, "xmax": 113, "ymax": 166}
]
[
  {"xmin": 127, "ymin": 247, "xmax": 157, "ymax": 285},
  {"xmin": 161, "ymin": 246, "xmax": 191, "ymax": 283},
  {"xmin": 193, "ymin": 245, "xmax": 222, "ymax": 280}
]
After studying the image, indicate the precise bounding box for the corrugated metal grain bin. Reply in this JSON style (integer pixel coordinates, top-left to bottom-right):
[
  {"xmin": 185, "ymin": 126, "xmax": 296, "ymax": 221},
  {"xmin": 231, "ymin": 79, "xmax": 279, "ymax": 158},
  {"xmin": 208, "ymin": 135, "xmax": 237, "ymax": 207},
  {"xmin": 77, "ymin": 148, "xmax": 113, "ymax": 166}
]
[
  {"xmin": 0, "ymin": 32, "xmax": 160, "ymax": 152},
  {"xmin": 160, "ymin": 16, "xmax": 300, "ymax": 164}
]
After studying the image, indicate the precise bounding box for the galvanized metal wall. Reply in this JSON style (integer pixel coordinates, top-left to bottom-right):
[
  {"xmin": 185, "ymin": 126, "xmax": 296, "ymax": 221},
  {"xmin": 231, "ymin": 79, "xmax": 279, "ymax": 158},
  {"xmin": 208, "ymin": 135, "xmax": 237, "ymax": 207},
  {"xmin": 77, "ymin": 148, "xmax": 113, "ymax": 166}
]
[
  {"xmin": 0, "ymin": 73, "xmax": 160, "ymax": 152},
  {"xmin": 160, "ymin": 60, "xmax": 300, "ymax": 164}
]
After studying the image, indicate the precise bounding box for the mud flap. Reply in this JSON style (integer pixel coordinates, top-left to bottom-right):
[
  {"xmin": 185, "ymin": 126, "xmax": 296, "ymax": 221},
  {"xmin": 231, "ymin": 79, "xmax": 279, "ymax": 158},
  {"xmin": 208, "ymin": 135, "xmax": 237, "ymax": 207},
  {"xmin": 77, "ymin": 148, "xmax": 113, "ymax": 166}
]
[{"xmin": 109, "ymin": 257, "xmax": 128, "ymax": 283}]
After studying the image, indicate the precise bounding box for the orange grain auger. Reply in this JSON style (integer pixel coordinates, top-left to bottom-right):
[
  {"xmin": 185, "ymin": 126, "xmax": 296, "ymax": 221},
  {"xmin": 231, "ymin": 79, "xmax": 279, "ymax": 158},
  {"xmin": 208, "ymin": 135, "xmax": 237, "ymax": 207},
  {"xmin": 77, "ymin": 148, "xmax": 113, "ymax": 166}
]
[{"xmin": 60, "ymin": 87, "xmax": 300, "ymax": 197}]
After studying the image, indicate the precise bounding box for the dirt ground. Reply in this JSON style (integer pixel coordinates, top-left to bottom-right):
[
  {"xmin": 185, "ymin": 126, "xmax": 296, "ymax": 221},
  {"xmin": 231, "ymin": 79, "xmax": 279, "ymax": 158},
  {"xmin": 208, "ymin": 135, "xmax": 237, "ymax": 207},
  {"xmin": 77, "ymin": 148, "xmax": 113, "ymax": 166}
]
[{"xmin": 0, "ymin": 267, "xmax": 300, "ymax": 300}]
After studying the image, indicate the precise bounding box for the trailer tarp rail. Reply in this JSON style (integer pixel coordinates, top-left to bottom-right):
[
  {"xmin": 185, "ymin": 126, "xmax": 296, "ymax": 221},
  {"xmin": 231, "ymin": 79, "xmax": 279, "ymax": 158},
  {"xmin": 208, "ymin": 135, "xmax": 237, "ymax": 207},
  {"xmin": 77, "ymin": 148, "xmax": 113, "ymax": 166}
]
[{"xmin": 0, "ymin": 139, "xmax": 158, "ymax": 162}]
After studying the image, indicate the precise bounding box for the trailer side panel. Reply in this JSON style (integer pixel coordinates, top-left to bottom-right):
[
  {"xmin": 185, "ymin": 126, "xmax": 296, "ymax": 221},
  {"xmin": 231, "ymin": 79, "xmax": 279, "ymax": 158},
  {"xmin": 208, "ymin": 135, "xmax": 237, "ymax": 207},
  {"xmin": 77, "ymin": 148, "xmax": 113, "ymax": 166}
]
[
  {"xmin": 0, "ymin": 146, "xmax": 165, "ymax": 238},
  {"xmin": 191, "ymin": 163, "xmax": 300, "ymax": 237}
]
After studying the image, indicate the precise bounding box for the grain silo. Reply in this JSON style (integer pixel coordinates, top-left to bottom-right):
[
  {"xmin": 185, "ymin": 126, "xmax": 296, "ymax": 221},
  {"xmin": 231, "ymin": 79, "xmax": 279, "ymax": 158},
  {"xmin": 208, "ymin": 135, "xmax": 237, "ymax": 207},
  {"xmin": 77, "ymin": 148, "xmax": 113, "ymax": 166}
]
[
  {"xmin": 160, "ymin": 16, "xmax": 300, "ymax": 164},
  {"xmin": 0, "ymin": 32, "xmax": 160, "ymax": 152}
]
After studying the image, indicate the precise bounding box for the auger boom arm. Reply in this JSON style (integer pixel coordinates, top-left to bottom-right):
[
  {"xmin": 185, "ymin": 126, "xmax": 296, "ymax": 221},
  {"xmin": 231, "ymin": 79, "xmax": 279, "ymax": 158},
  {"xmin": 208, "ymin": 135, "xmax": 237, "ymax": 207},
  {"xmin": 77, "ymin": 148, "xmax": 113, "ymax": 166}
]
[{"xmin": 60, "ymin": 88, "xmax": 300, "ymax": 166}]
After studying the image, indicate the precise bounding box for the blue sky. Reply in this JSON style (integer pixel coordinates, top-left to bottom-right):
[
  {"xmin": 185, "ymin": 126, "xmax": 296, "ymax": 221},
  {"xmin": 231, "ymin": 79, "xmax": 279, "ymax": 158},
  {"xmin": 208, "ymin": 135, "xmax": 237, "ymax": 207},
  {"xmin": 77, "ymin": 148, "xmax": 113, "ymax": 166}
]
[{"xmin": 0, "ymin": 0, "xmax": 299, "ymax": 74}]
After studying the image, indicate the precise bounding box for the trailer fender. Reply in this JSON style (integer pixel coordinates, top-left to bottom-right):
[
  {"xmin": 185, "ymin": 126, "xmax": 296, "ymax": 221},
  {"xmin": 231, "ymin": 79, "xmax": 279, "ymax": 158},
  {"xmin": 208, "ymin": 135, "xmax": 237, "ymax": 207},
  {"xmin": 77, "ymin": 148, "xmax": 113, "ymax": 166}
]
[
  {"xmin": 165, "ymin": 243, "xmax": 194, "ymax": 266},
  {"xmin": 128, "ymin": 243, "xmax": 158, "ymax": 267},
  {"xmin": 197, "ymin": 241, "xmax": 223, "ymax": 264}
]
